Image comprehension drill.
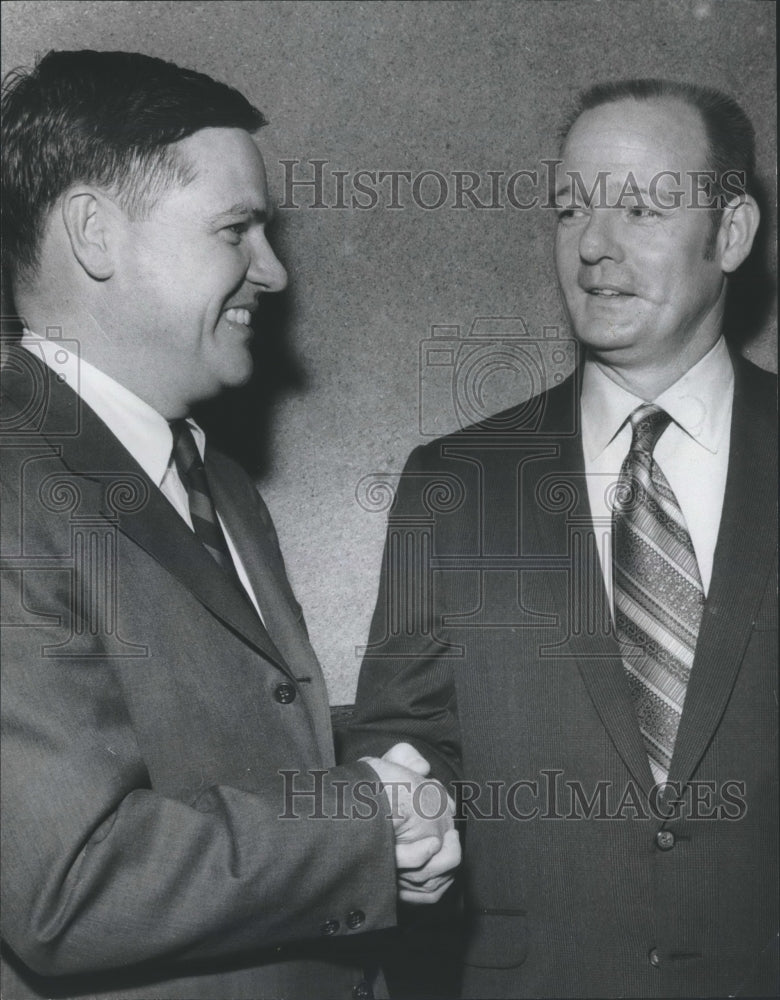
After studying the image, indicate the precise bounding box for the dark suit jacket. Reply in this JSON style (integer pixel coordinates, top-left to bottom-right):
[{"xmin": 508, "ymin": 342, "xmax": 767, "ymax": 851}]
[
  {"xmin": 341, "ymin": 354, "xmax": 778, "ymax": 998},
  {"xmin": 0, "ymin": 349, "xmax": 397, "ymax": 1000}
]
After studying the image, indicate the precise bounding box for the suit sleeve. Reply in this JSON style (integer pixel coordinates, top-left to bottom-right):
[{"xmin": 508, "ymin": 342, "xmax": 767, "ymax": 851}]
[
  {"xmin": 0, "ymin": 467, "xmax": 397, "ymax": 978},
  {"xmin": 337, "ymin": 445, "xmax": 462, "ymax": 786}
]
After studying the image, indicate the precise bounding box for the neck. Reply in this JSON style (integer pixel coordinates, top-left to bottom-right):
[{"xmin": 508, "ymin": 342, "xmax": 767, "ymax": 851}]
[
  {"xmin": 15, "ymin": 294, "xmax": 192, "ymax": 421},
  {"xmin": 588, "ymin": 337, "xmax": 722, "ymax": 401}
]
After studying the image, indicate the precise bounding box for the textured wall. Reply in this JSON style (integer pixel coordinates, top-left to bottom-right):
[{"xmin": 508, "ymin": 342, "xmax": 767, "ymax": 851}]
[{"xmin": 2, "ymin": 0, "xmax": 775, "ymax": 703}]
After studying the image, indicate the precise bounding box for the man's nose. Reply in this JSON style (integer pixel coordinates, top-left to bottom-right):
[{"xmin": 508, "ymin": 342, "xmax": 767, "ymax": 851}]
[
  {"xmin": 578, "ymin": 209, "xmax": 624, "ymax": 265},
  {"xmin": 247, "ymin": 232, "xmax": 288, "ymax": 292}
]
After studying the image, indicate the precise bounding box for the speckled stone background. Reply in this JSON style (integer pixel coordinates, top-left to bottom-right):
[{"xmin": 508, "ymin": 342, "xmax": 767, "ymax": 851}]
[{"xmin": 2, "ymin": 0, "xmax": 775, "ymax": 703}]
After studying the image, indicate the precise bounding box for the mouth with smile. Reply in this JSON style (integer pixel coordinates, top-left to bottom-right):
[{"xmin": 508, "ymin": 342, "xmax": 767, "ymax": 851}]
[
  {"xmin": 222, "ymin": 306, "xmax": 256, "ymax": 328},
  {"xmin": 581, "ymin": 283, "xmax": 635, "ymax": 299}
]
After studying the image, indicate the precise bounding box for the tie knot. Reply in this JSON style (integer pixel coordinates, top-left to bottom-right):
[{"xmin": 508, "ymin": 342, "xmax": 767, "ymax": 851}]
[
  {"xmin": 628, "ymin": 404, "xmax": 672, "ymax": 459},
  {"xmin": 169, "ymin": 419, "xmax": 202, "ymax": 480}
]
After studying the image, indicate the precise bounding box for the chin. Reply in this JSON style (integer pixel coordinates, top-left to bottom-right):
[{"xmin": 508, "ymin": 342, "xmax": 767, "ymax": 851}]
[
  {"xmin": 223, "ymin": 361, "xmax": 255, "ymax": 389},
  {"xmin": 572, "ymin": 324, "xmax": 638, "ymax": 352},
  {"xmin": 219, "ymin": 347, "xmax": 255, "ymax": 388}
]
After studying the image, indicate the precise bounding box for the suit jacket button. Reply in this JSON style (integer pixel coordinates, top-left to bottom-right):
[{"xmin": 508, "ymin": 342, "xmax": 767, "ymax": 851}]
[
  {"xmin": 648, "ymin": 947, "xmax": 661, "ymax": 967},
  {"xmin": 274, "ymin": 682, "xmax": 297, "ymax": 704},
  {"xmin": 320, "ymin": 918, "xmax": 340, "ymax": 936},
  {"xmin": 352, "ymin": 981, "xmax": 373, "ymax": 1000},
  {"xmin": 346, "ymin": 909, "xmax": 365, "ymax": 930},
  {"xmin": 655, "ymin": 829, "xmax": 675, "ymax": 851}
]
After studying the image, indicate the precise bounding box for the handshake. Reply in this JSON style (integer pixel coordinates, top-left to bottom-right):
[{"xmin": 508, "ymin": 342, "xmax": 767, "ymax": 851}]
[{"xmin": 362, "ymin": 743, "xmax": 461, "ymax": 904}]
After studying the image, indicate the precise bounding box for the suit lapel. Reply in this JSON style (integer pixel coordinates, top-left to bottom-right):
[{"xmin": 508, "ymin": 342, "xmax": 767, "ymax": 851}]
[
  {"xmin": 669, "ymin": 357, "xmax": 778, "ymax": 786},
  {"xmin": 523, "ymin": 377, "xmax": 655, "ymax": 792},
  {"xmin": 208, "ymin": 452, "xmax": 336, "ymax": 761},
  {"xmin": 529, "ymin": 360, "xmax": 777, "ymax": 792},
  {"xmin": 5, "ymin": 352, "xmax": 289, "ymax": 671},
  {"xmin": 115, "ymin": 482, "xmax": 289, "ymax": 673}
]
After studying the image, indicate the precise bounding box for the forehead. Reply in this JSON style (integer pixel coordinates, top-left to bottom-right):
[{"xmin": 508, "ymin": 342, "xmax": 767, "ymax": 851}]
[
  {"xmin": 561, "ymin": 98, "xmax": 709, "ymax": 180},
  {"xmin": 167, "ymin": 127, "xmax": 269, "ymax": 213}
]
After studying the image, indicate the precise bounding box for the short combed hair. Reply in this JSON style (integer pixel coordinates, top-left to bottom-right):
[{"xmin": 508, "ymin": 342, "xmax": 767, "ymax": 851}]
[
  {"xmin": 561, "ymin": 78, "xmax": 757, "ymax": 206},
  {"xmin": 1, "ymin": 50, "xmax": 267, "ymax": 285}
]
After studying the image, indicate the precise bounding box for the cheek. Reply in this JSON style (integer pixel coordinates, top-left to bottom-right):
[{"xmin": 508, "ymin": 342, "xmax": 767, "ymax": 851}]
[
  {"xmin": 212, "ymin": 236, "xmax": 250, "ymax": 270},
  {"xmin": 628, "ymin": 244, "xmax": 676, "ymax": 303},
  {"xmin": 206, "ymin": 250, "xmax": 251, "ymax": 304},
  {"xmin": 554, "ymin": 236, "xmax": 577, "ymax": 287}
]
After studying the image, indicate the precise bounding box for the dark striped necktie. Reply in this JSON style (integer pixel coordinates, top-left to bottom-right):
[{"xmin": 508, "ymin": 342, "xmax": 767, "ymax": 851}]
[
  {"xmin": 612, "ymin": 404, "xmax": 704, "ymax": 784},
  {"xmin": 169, "ymin": 419, "xmax": 241, "ymax": 587}
]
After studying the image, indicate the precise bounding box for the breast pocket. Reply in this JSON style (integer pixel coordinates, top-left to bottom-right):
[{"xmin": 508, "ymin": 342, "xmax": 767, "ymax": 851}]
[{"xmin": 463, "ymin": 907, "xmax": 529, "ymax": 969}]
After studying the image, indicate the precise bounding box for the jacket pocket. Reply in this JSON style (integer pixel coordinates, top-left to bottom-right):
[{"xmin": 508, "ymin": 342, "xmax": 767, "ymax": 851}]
[{"xmin": 463, "ymin": 907, "xmax": 528, "ymax": 969}]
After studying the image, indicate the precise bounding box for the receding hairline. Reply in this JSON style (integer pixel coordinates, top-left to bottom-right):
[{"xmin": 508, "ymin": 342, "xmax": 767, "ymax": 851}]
[
  {"xmin": 560, "ymin": 92, "xmax": 709, "ymax": 155},
  {"xmin": 558, "ymin": 79, "xmax": 757, "ymax": 196}
]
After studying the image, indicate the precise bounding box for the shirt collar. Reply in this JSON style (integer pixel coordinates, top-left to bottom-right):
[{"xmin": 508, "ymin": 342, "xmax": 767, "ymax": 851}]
[
  {"xmin": 20, "ymin": 330, "xmax": 205, "ymax": 485},
  {"xmin": 581, "ymin": 337, "xmax": 734, "ymax": 461}
]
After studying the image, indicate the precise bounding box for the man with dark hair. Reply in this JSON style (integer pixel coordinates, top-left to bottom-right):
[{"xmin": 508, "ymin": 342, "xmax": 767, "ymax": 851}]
[
  {"xmin": 342, "ymin": 79, "xmax": 777, "ymax": 997},
  {"xmin": 0, "ymin": 50, "xmax": 459, "ymax": 1000}
]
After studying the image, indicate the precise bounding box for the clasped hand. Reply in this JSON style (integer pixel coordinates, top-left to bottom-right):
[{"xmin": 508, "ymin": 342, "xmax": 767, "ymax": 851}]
[{"xmin": 363, "ymin": 742, "xmax": 461, "ymax": 904}]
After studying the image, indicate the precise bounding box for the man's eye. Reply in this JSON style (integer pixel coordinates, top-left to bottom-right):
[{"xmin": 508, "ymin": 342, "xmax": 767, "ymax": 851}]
[
  {"xmin": 556, "ymin": 207, "xmax": 586, "ymax": 223},
  {"xmin": 627, "ymin": 206, "xmax": 659, "ymax": 220},
  {"xmin": 221, "ymin": 222, "xmax": 248, "ymax": 242}
]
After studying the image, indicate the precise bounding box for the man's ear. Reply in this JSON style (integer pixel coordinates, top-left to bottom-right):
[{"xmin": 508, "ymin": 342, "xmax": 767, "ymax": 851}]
[
  {"xmin": 717, "ymin": 194, "xmax": 760, "ymax": 274},
  {"xmin": 61, "ymin": 187, "xmax": 120, "ymax": 280}
]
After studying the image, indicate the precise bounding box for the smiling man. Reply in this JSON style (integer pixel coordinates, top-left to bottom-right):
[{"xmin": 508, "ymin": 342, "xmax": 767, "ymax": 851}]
[
  {"xmin": 94, "ymin": 127, "xmax": 288, "ymax": 415},
  {"xmin": 0, "ymin": 50, "xmax": 459, "ymax": 1000},
  {"xmin": 554, "ymin": 93, "xmax": 753, "ymax": 397},
  {"xmin": 342, "ymin": 80, "xmax": 777, "ymax": 997}
]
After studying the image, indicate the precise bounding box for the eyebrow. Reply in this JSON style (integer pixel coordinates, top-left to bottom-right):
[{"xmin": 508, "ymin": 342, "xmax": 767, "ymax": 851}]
[
  {"xmin": 553, "ymin": 183, "xmax": 653, "ymax": 203},
  {"xmin": 207, "ymin": 202, "xmax": 273, "ymax": 225}
]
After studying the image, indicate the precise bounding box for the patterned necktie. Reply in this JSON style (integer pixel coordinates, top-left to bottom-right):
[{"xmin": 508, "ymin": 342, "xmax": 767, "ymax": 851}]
[
  {"xmin": 169, "ymin": 419, "xmax": 241, "ymax": 587},
  {"xmin": 612, "ymin": 404, "xmax": 704, "ymax": 784}
]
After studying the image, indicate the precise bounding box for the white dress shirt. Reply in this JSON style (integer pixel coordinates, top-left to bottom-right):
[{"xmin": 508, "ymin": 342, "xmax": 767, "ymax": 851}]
[
  {"xmin": 581, "ymin": 336, "xmax": 734, "ymax": 605},
  {"xmin": 21, "ymin": 331, "xmax": 264, "ymax": 618}
]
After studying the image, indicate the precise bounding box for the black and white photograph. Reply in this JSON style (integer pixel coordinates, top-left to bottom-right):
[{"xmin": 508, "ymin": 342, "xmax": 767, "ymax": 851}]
[{"xmin": 1, "ymin": 2, "xmax": 776, "ymax": 998}]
